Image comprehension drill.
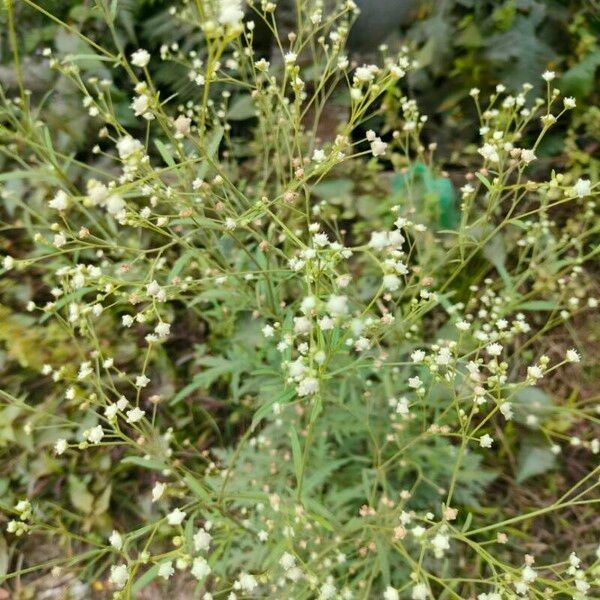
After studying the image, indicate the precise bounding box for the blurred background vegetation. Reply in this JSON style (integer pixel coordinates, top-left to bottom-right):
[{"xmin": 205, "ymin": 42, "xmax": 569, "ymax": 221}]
[{"xmin": 2, "ymin": 0, "xmax": 599, "ymax": 157}]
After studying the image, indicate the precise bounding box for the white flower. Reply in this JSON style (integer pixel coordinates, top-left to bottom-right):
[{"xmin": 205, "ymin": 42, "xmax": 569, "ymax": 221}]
[
  {"xmin": 300, "ymin": 296, "xmax": 317, "ymax": 314},
  {"xmin": 313, "ymin": 233, "xmax": 329, "ymax": 247},
  {"xmin": 370, "ymin": 137, "xmax": 388, "ymax": 157},
  {"xmin": 109, "ymin": 530, "xmax": 123, "ymax": 550},
  {"xmin": 431, "ymin": 532, "xmax": 450, "ymax": 558},
  {"xmin": 284, "ymin": 52, "xmax": 297, "ymax": 65},
  {"xmin": 478, "ymin": 143, "xmax": 500, "ymax": 163},
  {"xmin": 218, "ymin": 0, "xmax": 244, "ymax": 26},
  {"xmin": 135, "ymin": 374, "xmax": 150, "ymax": 388},
  {"xmin": 87, "ymin": 180, "xmax": 109, "ymax": 205},
  {"xmin": 500, "ymin": 402, "xmax": 513, "ymax": 420},
  {"xmin": 262, "ymin": 324, "xmax": 274, "ymax": 338},
  {"xmin": 384, "ymin": 586, "xmax": 399, "ymax": 600},
  {"xmin": 318, "ymin": 316, "xmax": 334, "ymax": 331},
  {"xmin": 126, "ymin": 407, "xmax": 145, "ymax": 423},
  {"xmin": 522, "ymin": 565, "xmax": 537, "ymax": 583},
  {"xmin": 395, "ymin": 398, "xmax": 409, "ymax": 418},
  {"xmin": 117, "ymin": 136, "xmax": 143, "ymax": 160},
  {"xmin": 155, "ymin": 322, "xmax": 171, "ymax": 338},
  {"xmin": 521, "ymin": 149, "xmax": 536, "ymax": 164},
  {"xmin": 563, "ymin": 97, "xmax": 576, "ymax": 109},
  {"xmin": 147, "ymin": 280, "xmax": 162, "ymax": 297},
  {"xmin": 436, "ymin": 347, "xmax": 452, "ymax": 366},
  {"xmin": 54, "ymin": 439, "xmax": 67, "ymax": 455},
  {"xmin": 297, "ymin": 376, "xmax": 319, "ymax": 396},
  {"xmin": 106, "ymin": 194, "xmax": 125, "ymax": 215},
  {"xmin": 78, "ymin": 362, "xmax": 93, "ymax": 379},
  {"xmin": 456, "ymin": 320, "xmax": 470, "ymax": 331},
  {"xmin": 354, "ymin": 337, "xmax": 370, "ymax": 352},
  {"xmin": 49, "ymin": 190, "xmax": 70, "ymax": 210},
  {"xmin": 53, "ymin": 233, "xmax": 67, "ymax": 248},
  {"xmin": 131, "ymin": 49, "xmax": 150, "ymax": 68},
  {"xmin": 479, "ymin": 434, "xmax": 494, "ymax": 448},
  {"xmin": 158, "ymin": 561, "xmax": 174, "ymax": 580},
  {"xmin": 2, "ymin": 256, "xmax": 14, "ymax": 270},
  {"xmin": 411, "ymin": 350, "xmax": 425, "ymax": 363},
  {"xmin": 109, "ymin": 564, "xmax": 128, "ymax": 589},
  {"xmin": 166, "ymin": 507, "xmax": 186, "ymax": 526},
  {"xmin": 408, "ymin": 376, "xmax": 422, "ymax": 389},
  {"xmin": 383, "ymin": 274, "xmax": 401, "ymax": 291},
  {"xmin": 312, "ymin": 149, "xmax": 326, "ymax": 163},
  {"xmin": 566, "ymin": 348, "xmax": 580, "ymax": 363},
  {"xmin": 151, "ymin": 482, "xmax": 166, "ymax": 502},
  {"xmin": 369, "ymin": 231, "xmax": 390, "ymax": 250},
  {"xmin": 412, "ymin": 583, "xmax": 428, "ymax": 600},
  {"xmin": 542, "ymin": 70, "xmax": 556, "ymax": 81},
  {"xmin": 572, "ymin": 178, "xmax": 592, "ymax": 198},
  {"xmin": 319, "ymin": 582, "xmax": 337, "ymax": 600},
  {"xmin": 326, "ymin": 295, "xmax": 348, "ymax": 316},
  {"xmin": 194, "ymin": 528, "xmax": 212, "ymax": 552},
  {"xmin": 131, "ymin": 94, "xmax": 150, "ymax": 117},
  {"xmin": 238, "ymin": 573, "xmax": 258, "ymax": 592},
  {"xmin": 279, "ymin": 552, "xmax": 296, "ymax": 571},
  {"xmin": 86, "ymin": 425, "xmax": 104, "ymax": 444},
  {"xmin": 527, "ymin": 365, "xmax": 543, "ymax": 380},
  {"xmin": 174, "ymin": 114, "xmax": 191, "ymax": 135},
  {"xmin": 293, "ymin": 316, "xmax": 311, "ymax": 334},
  {"xmin": 486, "ymin": 343, "xmax": 503, "ymax": 357},
  {"xmin": 354, "ymin": 64, "xmax": 378, "ymax": 83},
  {"xmin": 191, "ymin": 557, "xmax": 211, "ymax": 580}
]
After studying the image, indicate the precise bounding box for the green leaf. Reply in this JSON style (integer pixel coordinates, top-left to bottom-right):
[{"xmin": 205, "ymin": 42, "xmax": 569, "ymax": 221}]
[
  {"xmin": 155, "ymin": 139, "xmax": 176, "ymax": 168},
  {"xmin": 513, "ymin": 386, "xmax": 554, "ymax": 425},
  {"xmin": 376, "ymin": 536, "xmax": 391, "ymax": 586},
  {"xmin": 485, "ymin": 14, "xmax": 556, "ymax": 89},
  {"xmin": 170, "ymin": 355, "xmax": 247, "ymax": 405},
  {"xmin": 131, "ymin": 563, "xmax": 161, "ymax": 596},
  {"xmin": 289, "ymin": 428, "xmax": 302, "ymax": 489},
  {"xmin": 251, "ymin": 387, "xmax": 295, "ymax": 431},
  {"xmin": 483, "ymin": 236, "xmax": 512, "ymax": 290},
  {"xmin": 184, "ymin": 474, "xmax": 210, "ymax": 501},
  {"xmin": 561, "ymin": 51, "xmax": 600, "ymax": 98},
  {"xmin": 168, "ymin": 249, "xmax": 195, "ymax": 282},
  {"xmin": 0, "ymin": 534, "xmax": 8, "ymax": 579},
  {"xmin": 197, "ymin": 127, "xmax": 224, "ymax": 179},
  {"xmin": 68, "ymin": 475, "xmax": 94, "ymax": 514},
  {"xmin": 475, "ymin": 172, "xmax": 492, "ymax": 190},
  {"xmin": 121, "ymin": 456, "xmax": 167, "ymax": 471},
  {"xmin": 313, "ymin": 179, "xmax": 354, "ymax": 199},
  {"xmin": 94, "ymin": 484, "xmax": 112, "ymax": 515},
  {"xmin": 517, "ymin": 300, "xmax": 560, "ymax": 311},
  {"xmin": 516, "ymin": 446, "xmax": 556, "ymax": 483},
  {"xmin": 228, "ymin": 95, "xmax": 257, "ymax": 120}
]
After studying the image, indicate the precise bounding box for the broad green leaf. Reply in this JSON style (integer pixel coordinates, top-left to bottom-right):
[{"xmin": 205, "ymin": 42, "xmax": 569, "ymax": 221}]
[
  {"xmin": 228, "ymin": 95, "xmax": 257, "ymax": 120},
  {"xmin": 68, "ymin": 475, "xmax": 94, "ymax": 514},
  {"xmin": 516, "ymin": 446, "xmax": 556, "ymax": 483},
  {"xmin": 513, "ymin": 386, "xmax": 553, "ymax": 424}
]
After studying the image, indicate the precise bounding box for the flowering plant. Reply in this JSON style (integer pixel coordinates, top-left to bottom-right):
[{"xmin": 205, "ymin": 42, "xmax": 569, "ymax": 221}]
[{"xmin": 0, "ymin": 1, "xmax": 598, "ymax": 599}]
